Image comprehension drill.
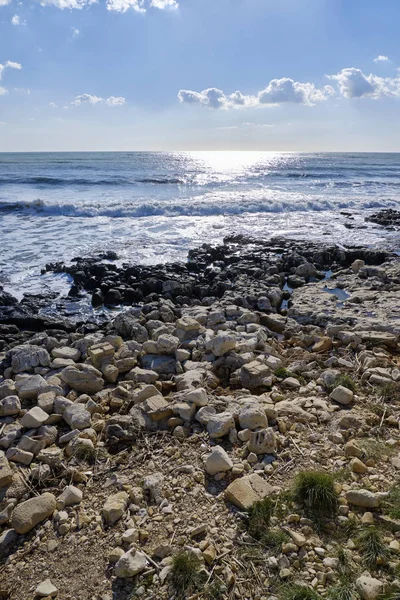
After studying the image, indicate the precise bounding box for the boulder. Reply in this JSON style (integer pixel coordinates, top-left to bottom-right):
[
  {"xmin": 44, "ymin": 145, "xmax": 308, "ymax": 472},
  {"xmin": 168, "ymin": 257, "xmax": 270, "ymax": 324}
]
[
  {"xmin": 206, "ymin": 412, "xmax": 235, "ymax": 439},
  {"xmin": 238, "ymin": 404, "xmax": 268, "ymax": 430},
  {"xmin": 35, "ymin": 579, "xmax": 58, "ymax": 598},
  {"xmin": 208, "ymin": 333, "xmax": 237, "ymax": 357},
  {"xmin": 141, "ymin": 354, "xmax": 176, "ymax": 375},
  {"xmin": 0, "ymin": 395, "xmax": 21, "ymax": 417},
  {"xmin": 20, "ymin": 407, "xmax": 49, "ymax": 429},
  {"xmin": 103, "ymin": 491, "xmax": 128, "ymax": 525},
  {"xmin": 330, "ymin": 385, "xmax": 354, "ymax": 405},
  {"xmin": 240, "ymin": 361, "xmax": 272, "ymax": 389},
  {"xmin": 63, "ymin": 404, "xmax": 92, "ymax": 430},
  {"xmin": 16, "ymin": 375, "xmax": 48, "ymax": 401},
  {"xmin": 225, "ymin": 474, "xmax": 275, "ymax": 510},
  {"xmin": 0, "ymin": 451, "xmax": 13, "ymax": 487},
  {"xmin": 156, "ymin": 334, "xmax": 179, "ymax": 355},
  {"xmin": 346, "ymin": 489, "xmax": 380, "ymax": 509},
  {"xmin": 61, "ymin": 364, "xmax": 104, "ymax": 394},
  {"xmin": 11, "ymin": 492, "xmax": 56, "ymax": 534},
  {"xmin": 205, "ymin": 446, "xmax": 233, "ymax": 475},
  {"xmin": 10, "ymin": 345, "xmax": 51, "ymax": 374},
  {"xmin": 356, "ymin": 576, "xmax": 384, "ymax": 600},
  {"xmin": 248, "ymin": 428, "xmax": 277, "ymax": 455},
  {"xmin": 115, "ymin": 549, "xmax": 148, "ymax": 578},
  {"xmin": 57, "ymin": 485, "xmax": 83, "ymax": 508}
]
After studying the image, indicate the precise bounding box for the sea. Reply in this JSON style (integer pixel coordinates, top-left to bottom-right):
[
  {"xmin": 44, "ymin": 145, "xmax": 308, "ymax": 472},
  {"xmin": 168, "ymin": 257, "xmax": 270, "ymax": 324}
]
[{"xmin": 1, "ymin": 151, "xmax": 400, "ymax": 301}]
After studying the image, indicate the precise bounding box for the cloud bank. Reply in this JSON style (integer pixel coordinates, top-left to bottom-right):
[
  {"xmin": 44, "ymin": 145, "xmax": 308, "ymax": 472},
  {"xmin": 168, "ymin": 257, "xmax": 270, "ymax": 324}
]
[
  {"xmin": 373, "ymin": 55, "xmax": 389, "ymax": 63},
  {"xmin": 71, "ymin": 93, "xmax": 126, "ymax": 106},
  {"xmin": 0, "ymin": 61, "xmax": 22, "ymax": 82},
  {"xmin": 179, "ymin": 67, "xmax": 400, "ymax": 110},
  {"xmin": 178, "ymin": 78, "xmax": 335, "ymax": 110},
  {"xmin": 33, "ymin": 0, "xmax": 178, "ymax": 9}
]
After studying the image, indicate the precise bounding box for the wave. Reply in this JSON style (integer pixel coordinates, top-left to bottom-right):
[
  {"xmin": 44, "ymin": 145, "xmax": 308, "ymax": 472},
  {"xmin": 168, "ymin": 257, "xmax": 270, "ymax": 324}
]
[
  {"xmin": 0, "ymin": 175, "xmax": 186, "ymax": 186},
  {"xmin": 0, "ymin": 195, "xmax": 398, "ymax": 219}
]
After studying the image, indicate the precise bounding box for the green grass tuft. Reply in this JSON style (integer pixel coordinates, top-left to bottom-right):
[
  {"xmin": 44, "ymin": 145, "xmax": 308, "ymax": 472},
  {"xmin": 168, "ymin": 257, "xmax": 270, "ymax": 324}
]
[
  {"xmin": 275, "ymin": 367, "xmax": 295, "ymax": 380},
  {"xmin": 247, "ymin": 497, "xmax": 274, "ymax": 541},
  {"xmin": 170, "ymin": 551, "xmax": 202, "ymax": 596},
  {"xmin": 293, "ymin": 471, "xmax": 339, "ymax": 523},
  {"xmin": 357, "ymin": 526, "xmax": 390, "ymax": 570},
  {"xmin": 279, "ymin": 583, "xmax": 322, "ymax": 600},
  {"xmin": 335, "ymin": 374, "xmax": 357, "ymax": 392},
  {"xmin": 328, "ymin": 578, "xmax": 357, "ymax": 600},
  {"xmin": 381, "ymin": 483, "xmax": 400, "ymax": 520},
  {"xmin": 378, "ymin": 382, "xmax": 400, "ymax": 401}
]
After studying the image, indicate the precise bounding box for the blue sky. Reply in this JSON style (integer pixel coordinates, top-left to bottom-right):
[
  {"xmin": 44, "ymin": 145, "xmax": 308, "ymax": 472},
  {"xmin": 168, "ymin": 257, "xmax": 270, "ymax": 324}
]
[{"xmin": 1, "ymin": 0, "xmax": 400, "ymax": 151}]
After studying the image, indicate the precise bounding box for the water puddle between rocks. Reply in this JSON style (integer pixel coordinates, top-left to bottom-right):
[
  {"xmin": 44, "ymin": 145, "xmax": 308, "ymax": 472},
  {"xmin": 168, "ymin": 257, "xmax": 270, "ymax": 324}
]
[{"xmin": 323, "ymin": 287, "xmax": 350, "ymax": 304}]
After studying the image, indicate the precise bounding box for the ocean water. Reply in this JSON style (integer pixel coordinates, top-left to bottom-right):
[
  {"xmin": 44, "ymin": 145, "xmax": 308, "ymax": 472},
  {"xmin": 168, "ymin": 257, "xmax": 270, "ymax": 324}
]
[{"xmin": 1, "ymin": 151, "xmax": 400, "ymax": 299}]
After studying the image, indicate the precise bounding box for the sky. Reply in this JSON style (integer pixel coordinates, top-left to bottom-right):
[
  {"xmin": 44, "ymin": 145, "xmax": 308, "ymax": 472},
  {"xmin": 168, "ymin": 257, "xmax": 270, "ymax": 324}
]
[{"xmin": 1, "ymin": 0, "xmax": 400, "ymax": 151}]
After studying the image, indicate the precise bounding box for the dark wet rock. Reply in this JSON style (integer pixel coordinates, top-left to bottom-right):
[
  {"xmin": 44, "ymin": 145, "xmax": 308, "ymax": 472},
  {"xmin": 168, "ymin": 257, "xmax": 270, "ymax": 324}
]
[{"xmin": 366, "ymin": 209, "xmax": 400, "ymax": 229}]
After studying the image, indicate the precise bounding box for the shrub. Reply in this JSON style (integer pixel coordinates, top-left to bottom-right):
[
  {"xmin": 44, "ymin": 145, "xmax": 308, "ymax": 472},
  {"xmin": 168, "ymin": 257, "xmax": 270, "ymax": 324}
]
[
  {"xmin": 170, "ymin": 551, "xmax": 202, "ymax": 595},
  {"xmin": 328, "ymin": 578, "xmax": 357, "ymax": 600},
  {"xmin": 357, "ymin": 526, "xmax": 390, "ymax": 570},
  {"xmin": 382, "ymin": 484, "xmax": 400, "ymax": 519},
  {"xmin": 262, "ymin": 528, "xmax": 290, "ymax": 550},
  {"xmin": 247, "ymin": 497, "xmax": 274, "ymax": 541},
  {"xmin": 293, "ymin": 471, "xmax": 338, "ymax": 522},
  {"xmin": 275, "ymin": 367, "xmax": 295, "ymax": 380},
  {"xmin": 279, "ymin": 583, "xmax": 321, "ymax": 600},
  {"xmin": 379, "ymin": 382, "xmax": 400, "ymax": 401},
  {"xmin": 335, "ymin": 374, "xmax": 357, "ymax": 392}
]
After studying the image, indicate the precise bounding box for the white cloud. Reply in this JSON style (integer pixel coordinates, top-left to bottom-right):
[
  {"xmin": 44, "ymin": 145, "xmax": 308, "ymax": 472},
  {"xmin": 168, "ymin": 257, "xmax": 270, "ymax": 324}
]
[
  {"xmin": 0, "ymin": 121, "xmax": 6, "ymax": 125},
  {"xmin": 71, "ymin": 27, "xmax": 80, "ymax": 37},
  {"xmin": 0, "ymin": 61, "xmax": 22, "ymax": 81},
  {"xmin": 150, "ymin": 0, "xmax": 178, "ymax": 8},
  {"xmin": 0, "ymin": 87, "xmax": 7, "ymax": 96},
  {"xmin": 373, "ymin": 55, "xmax": 389, "ymax": 63},
  {"xmin": 72, "ymin": 93, "xmax": 126, "ymax": 106},
  {"xmin": 38, "ymin": 0, "xmax": 97, "ymax": 8},
  {"xmin": 178, "ymin": 78, "xmax": 334, "ymax": 110},
  {"xmin": 11, "ymin": 15, "xmax": 20, "ymax": 25},
  {"xmin": 0, "ymin": 0, "xmax": 11, "ymax": 5},
  {"xmin": 106, "ymin": 0, "xmax": 178, "ymax": 11},
  {"xmin": 49, "ymin": 102, "xmax": 58, "ymax": 108},
  {"xmin": 328, "ymin": 67, "xmax": 400, "ymax": 98},
  {"xmin": 106, "ymin": 95, "xmax": 126, "ymax": 106}
]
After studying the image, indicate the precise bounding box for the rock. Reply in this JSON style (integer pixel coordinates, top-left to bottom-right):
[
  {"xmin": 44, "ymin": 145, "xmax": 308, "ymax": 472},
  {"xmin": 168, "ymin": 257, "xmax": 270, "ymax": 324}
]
[
  {"xmin": 122, "ymin": 528, "xmax": 139, "ymax": 544},
  {"xmin": 208, "ymin": 333, "xmax": 236, "ymax": 357},
  {"xmin": 351, "ymin": 458, "xmax": 368, "ymax": 474},
  {"xmin": 0, "ymin": 451, "xmax": 13, "ymax": 487},
  {"xmin": 296, "ymin": 262, "xmax": 317, "ymax": 278},
  {"xmin": 203, "ymin": 544, "xmax": 217, "ymax": 565},
  {"xmin": 20, "ymin": 406, "xmax": 49, "ymax": 429},
  {"xmin": 330, "ymin": 385, "xmax": 354, "ymax": 405},
  {"xmin": 16, "ymin": 375, "xmax": 48, "ymax": 401},
  {"xmin": 57, "ymin": 485, "xmax": 83, "ymax": 508},
  {"xmin": 10, "ymin": 345, "xmax": 51, "ymax": 374},
  {"xmin": 356, "ymin": 576, "xmax": 384, "ymax": 600},
  {"xmin": 344, "ymin": 440, "xmax": 363, "ymax": 458},
  {"xmin": 61, "ymin": 364, "xmax": 104, "ymax": 394},
  {"xmin": 11, "ymin": 492, "xmax": 56, "ymax": 534},
  {"xmin": 115, "ymin": 549, "xmax": 148, "ymax": 578},
  {"xmin": 351, "ymin": 259, "xmax": 365, "ymax": 273},
  {"xmin": 225, "ymin": 473, "xmax": 275, "ymax": 510},
  {"xmin": 6, "ymin": 446, "xmax": 34, "ymax": 465},
  {"xmin": 240, "ymin": 361, "xmax": 272, "ymax": 389},
  {"xmin": 312, "ymin": 337, "xmax": 332, "ymax": 353},
  {"xmin": 143, "ymin": 472, "xmax": 164, "ymax": 504},
  {"xmin": 206, "ymin": 412, "xmax": 235, "ymax": 439},
  {"xmin": 238, "ymin": 404, "xmax": 268, "ymax": 430},
  {"xmin": 141, "ymin": 354, "xmax": 176, "ymax": 375},
  {"xmin": 248, "ymin": 428, "xmax": 277, "ymax": 455},
  {"xmin": 52, "ymin": 346, "xmax": 81, "ymax": 361},
  {"xmin": 156, "ymin": 334, "xmax": 179, "ymax": 355},
  {"xmin": 0, "ymin": 379, "xmax": 16, "ymax": 400},
  {"xmin": 0, "ymin": 395, "xmax": 21, "ymax": 416},
  {"xmin": 205, "ymin": 446, "xmax": 233, "ymax": 475},
  {"xmin": 63, "ymin": 404, "xmax": 92, "ymax": 430},
  {"xmin": 346, "ymin": 489, "xmax": 380, "ymax": 509},
  {"xmin": 35, "ymin": 579, "xmax": 58, "ymax": 598},
  {"xmin": 0, "ymin": 528, "xmax": 18, "ymax": 558},
  {"xmin": 103, "ymin": 492, "xmax": 129, "ymax": 525},
  {"xmin": 184, "ymin": 388, "xmax": 208, "ymax": 407}
]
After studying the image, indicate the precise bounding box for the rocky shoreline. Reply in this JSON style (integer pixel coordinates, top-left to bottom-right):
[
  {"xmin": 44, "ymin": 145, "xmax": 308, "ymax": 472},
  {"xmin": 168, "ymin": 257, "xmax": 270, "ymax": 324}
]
[{"xmin": 0, "ymin": 235, "xmax": 400, "ymax": 600}]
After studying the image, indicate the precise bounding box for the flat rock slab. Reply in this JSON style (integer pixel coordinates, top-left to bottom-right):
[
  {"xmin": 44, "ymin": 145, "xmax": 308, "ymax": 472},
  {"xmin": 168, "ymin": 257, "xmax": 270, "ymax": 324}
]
[
  {"xmin": 11, "ymin": 492, "xmax": 56, "ymax": 534},
  {"xmin": 225, "ymin": 473, "xmax": 276, "ymax": 510}
]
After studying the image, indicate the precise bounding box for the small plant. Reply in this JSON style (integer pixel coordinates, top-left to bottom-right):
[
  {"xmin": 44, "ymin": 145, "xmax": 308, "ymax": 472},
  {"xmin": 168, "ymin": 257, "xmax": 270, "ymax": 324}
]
[
  {"xmin": 279, "ymin": 583, "xmax": 321, "ymax": 600},
  {"xmin": 247, "ymin": 497, "xmax": 274, "ymax": 541},
  {"xmin": 381, "ymin": 484, "xmax": 400, "ymax": 520},
  {"xmin": 74, "ymin": 443, "xmax": 97, "ymax": 464},
  {"xmin": 335, "ymin": 374, "xmax": 357, "ymax": 392},
  {"xmin": 357, "ymin": 526, "xmax": 390, "ymax": 570},
  {"xmin": 360, "ymin": 439, "xmax": 394, "ymax": 462},
  {"xmin": 328, "ymin": 578, "xmax": 357, "ymax": 600},
  {"xmin": 337, "ymin": 548, "xmax": 356, "ymax": 576},
  {"xmin": 204, "ymin": 580, "xmax": 226, "ymax": 600},
  {"xmin": 379, "ymin": 382, "xmax": 400, "ymax": 401},
  {"xmin": 293, "ymin": 471, "xmax": 338, "ymax": 523},
  {"xmin": 262, "ymin": 528, "xmax": 289, "ymax": 550},
  {"xmin": 275, "ymin": 367, "xmax": 295, "ymax": 380},
  {"xmin": 170, "ymin": 551, "xmax": 202, "ymax": 596}
]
